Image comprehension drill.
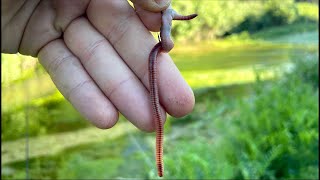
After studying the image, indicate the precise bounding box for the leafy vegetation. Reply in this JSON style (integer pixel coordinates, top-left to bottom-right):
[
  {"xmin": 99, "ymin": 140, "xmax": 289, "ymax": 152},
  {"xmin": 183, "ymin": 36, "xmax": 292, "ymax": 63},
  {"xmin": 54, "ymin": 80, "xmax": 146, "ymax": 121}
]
[
  {"xmin": 145, "ymin": 51, "xmax": 319, "ymax": 179},
  {"xmin": 1, "ymin": 54, "xmax": 40, "ymax": 87},
  {"xmin": 170, "ymin": 0, "xmax": 318, "ymax": 41},
  {"xmin": 1, "ymin": 90, "xmax": 91, "ymax": 141}
]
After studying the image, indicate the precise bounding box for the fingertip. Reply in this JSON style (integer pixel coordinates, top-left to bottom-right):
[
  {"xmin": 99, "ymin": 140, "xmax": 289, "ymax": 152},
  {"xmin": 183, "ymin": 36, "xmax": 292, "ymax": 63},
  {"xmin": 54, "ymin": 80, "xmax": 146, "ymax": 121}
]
[
  {"xmin": 167, "ymin": 86, "xmax": 195, "ymax": 118},
  {"xmin": 71, "ymin": 93, "xmax": 120, "ymax": 130},
  {"xmin": 131, "ymin": 0, "xmax": 171, "ymax": 12},
  {"xmin": 142, "ymin": 124, "xmax": 156, "ymax": 133},
  {"xmin": 92, "ymin": 109, "xmax": 119, "ymax": 129},
  {"xmin": 156, "ymin": 53, "xmax": 195, "ymax": 118},
  {"xmin": 64, "ymin": 79, "xmax": 120, "ymax": 130}
]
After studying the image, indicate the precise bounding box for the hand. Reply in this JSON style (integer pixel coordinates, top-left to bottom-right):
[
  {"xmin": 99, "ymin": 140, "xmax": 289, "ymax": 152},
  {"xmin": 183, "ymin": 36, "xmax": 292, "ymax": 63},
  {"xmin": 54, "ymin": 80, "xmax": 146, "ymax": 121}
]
[{"xmin": 1, "ymin": 0, "xmax": 195, "ymax": 132}]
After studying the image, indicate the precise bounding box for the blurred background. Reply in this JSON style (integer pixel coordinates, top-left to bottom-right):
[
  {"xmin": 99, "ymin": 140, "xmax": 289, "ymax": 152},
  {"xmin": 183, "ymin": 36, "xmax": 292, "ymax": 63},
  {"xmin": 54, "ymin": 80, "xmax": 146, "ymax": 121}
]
[{"xmin": 1, "ymin": 0, "xmax": 319, "ymax": 179}]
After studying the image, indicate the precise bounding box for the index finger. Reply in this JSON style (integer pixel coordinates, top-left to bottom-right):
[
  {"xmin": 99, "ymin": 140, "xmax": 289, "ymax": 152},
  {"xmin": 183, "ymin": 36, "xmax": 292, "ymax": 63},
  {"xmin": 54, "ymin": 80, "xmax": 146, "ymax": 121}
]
[{"xmin": 87, "ymin": 0, "xmax": 194, "ymax": 117}]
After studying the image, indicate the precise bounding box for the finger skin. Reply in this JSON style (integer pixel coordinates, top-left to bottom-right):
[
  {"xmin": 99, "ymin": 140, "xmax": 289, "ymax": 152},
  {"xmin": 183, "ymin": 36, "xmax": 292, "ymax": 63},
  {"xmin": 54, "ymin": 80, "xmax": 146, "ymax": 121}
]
[
  {"xmin": 19, "ymin": 0, "xmax": 61, "ymax": 56},
  {"xmin": 130, "ymin": 0, "xmax": 171, "ymax": 13},
  {"xmin": 64, "ymin": 17, "xmax": 162, "ymax": 132},
  {"xmin": 53, "ymin": 0, "xmax": 90, "ymax": 32},
  {"xmin": 38, "ymin": 39, "xmax": 119, "ymax": 129},
  {"xmin": 87, "ymin": 0, "xmax": 195, "ymax": 118},
  {"xmin": 2, "ymin": 0, "xmax": 91, "ymax": 56},
  {"xmin": 134, "ymin": 4, "xmax": 161, "ymax": 32},
  {"xmin": 1, "ymin": 0, "xmax": 40, "ymax": 54}
]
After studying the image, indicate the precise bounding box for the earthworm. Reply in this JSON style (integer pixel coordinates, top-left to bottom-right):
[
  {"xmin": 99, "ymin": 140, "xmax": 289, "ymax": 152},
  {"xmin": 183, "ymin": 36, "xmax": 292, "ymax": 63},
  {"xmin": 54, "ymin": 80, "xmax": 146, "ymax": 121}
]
[
  {"xmin": 148, "ymin": 7, "xmax": 197, "ymax": 177},
  {"xmin": 149, "ymin": 41, "xmax": 163, "ymax": 177}
]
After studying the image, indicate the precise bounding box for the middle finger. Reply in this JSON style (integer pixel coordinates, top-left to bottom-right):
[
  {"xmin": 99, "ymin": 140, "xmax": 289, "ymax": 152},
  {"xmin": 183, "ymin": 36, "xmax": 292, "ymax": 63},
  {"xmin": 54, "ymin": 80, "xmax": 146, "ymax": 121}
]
[
  {"xmin": 64, "ymin": 17, "xmax": 163, "ymax": 132},
  {"xmin": 87, "ymin": 0, "xmax": 195, "ymax": 118}
]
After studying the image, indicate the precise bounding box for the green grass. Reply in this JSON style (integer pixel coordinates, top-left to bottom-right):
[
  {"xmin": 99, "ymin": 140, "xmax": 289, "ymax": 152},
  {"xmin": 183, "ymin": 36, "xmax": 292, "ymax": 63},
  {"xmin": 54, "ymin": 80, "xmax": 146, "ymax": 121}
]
[
  {"xmin": 1, "ymin": 90, "xmax": 91, "ymax": 141},
  {"xmin": 1, "ymin": 119, "xmax": 135, "ymax": 179}
]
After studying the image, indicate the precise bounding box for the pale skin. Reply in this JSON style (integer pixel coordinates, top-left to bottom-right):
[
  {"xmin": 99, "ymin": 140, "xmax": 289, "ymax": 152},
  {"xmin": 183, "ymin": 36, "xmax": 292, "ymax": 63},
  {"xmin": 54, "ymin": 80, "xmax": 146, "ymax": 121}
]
[{"xmin": 1, "ymin": 0, "xmax": 195, "ymax": 132}]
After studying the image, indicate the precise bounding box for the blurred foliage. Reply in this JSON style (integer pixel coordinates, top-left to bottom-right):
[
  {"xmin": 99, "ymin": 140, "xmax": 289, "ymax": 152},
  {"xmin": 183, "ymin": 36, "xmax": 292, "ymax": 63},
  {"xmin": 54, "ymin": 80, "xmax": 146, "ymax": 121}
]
[
  {"xmin": 1, "ymin": 54, "xmax": 40, "ymax": 87},
  {"xmin": 1, "ymin": 91, "xmax": 90, "ymax": 141},
  {"xmin": 155, "ymin": 52, "xmax": 319, "ymax": 179},
  {"xmin": 295, "ymin": 0, "xmax": 319, "ymax": 4},
  {"xmin": 170, "ymin": 0, "xmax": 318, "ymax": 41},
  {"xmin": 291, "ymin": 52, "xmax": 319, "ymax": 88},
  {"xmin": 227, "ymin": 0, "xmax": 298, "ymax": 35},
  {"xmin": 2, "ymin": 138, "xmax": 127, "ymax": 179},
  {"xmin": 56, "ymin": 140, "xmax": 127, "ymax": 179},
  {"xmin": 296, "ymin": 2, "xmax": 319, "ymax": 21}
]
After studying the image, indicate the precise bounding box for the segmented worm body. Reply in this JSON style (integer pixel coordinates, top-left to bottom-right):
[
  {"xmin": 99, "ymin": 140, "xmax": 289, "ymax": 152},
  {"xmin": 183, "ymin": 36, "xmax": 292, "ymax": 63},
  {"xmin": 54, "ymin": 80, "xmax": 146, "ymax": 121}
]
[
  {"xmin": 149, "ymin": 42, "xmax": 164, "ymax": 177},
  {"xmin": 148, "ymin": 7, "xmax": 197, "ymax": 177}
]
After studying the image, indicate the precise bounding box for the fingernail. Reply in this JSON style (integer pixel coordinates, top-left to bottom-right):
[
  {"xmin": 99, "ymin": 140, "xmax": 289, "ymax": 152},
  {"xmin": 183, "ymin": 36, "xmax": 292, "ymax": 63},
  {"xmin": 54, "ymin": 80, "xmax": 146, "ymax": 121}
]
[{"xmin": 153, "ymin": 0, "xmax": 170, "ymax": 7}]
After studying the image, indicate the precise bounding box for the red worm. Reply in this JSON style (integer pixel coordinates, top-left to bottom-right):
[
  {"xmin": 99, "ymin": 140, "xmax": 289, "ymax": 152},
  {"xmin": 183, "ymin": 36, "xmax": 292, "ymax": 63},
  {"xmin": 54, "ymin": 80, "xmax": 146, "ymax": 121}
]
[
  {"xmin": 149, "ymin": 11, "xmax": 197, "ymax": 177},
  {"xmin": 148, "ymin": 42, "xmax": 163, "ymax": 177}
]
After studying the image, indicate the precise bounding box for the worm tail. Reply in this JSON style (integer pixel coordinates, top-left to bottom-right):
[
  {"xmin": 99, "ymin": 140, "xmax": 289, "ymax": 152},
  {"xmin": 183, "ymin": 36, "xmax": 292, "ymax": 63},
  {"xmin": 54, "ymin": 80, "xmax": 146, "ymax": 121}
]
[{"xmin": 173, "ymin": 13, "xmax": 198, "ymax": 20}]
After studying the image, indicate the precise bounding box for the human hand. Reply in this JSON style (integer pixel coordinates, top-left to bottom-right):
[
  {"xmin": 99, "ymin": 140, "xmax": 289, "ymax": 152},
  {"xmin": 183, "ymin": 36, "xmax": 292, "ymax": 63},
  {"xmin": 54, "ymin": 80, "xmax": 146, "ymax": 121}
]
[{"xmin": 1, "ymin": 0, "xmax": 195, "ymax": 132}]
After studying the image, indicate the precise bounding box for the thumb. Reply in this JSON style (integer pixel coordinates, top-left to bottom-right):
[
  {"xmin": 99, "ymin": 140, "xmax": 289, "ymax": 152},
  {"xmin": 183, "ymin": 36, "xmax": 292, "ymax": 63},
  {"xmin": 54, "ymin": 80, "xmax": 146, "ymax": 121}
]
[{"xmin": 130, "ymin": 0, "xmax": 171, "ymax": 12}]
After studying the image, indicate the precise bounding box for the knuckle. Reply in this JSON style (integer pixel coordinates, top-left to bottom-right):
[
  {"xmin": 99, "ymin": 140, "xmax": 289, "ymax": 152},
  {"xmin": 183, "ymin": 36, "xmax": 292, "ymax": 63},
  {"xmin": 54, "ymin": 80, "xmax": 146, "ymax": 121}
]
[
  {"xmin": 65, "ymin": 79, "xmax": 93, "ymax": 100},
  {"xmin": 47, "ymin": 53, "xmax": 75, "ymax": 75},
  {"xmin": 82, "ymin": 38, "xmax": 106, "ymax": 64}
]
